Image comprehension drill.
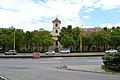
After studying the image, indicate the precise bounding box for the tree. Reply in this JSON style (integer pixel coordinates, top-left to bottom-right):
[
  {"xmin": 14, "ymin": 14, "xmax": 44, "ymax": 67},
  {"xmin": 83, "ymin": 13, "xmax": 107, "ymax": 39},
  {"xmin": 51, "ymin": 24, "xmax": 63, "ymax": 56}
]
[
  {"xmin": 24, "ymin": 31, "xmax": 33, "ymax": 51},
  {"xmin": 31, "ymin": 29, "xmax": 54, "ymax": 51},
  {"xmin": 15, "ymin": 29, "xmax": 25, "ymax": 51},
  {"xmin": 71, "ymin": 27, "xmax": 80, "ymax": 50},
  {"xmin": 83, "ymin": 34, "xmax": 92, "ymax": 50},
  {"xmin": 109, "ymin": 27, "xmax": 120, "ymax": 49},
  {"xmin": 60, "ymin": 34, "xmax": 74, "ymax": 48}
]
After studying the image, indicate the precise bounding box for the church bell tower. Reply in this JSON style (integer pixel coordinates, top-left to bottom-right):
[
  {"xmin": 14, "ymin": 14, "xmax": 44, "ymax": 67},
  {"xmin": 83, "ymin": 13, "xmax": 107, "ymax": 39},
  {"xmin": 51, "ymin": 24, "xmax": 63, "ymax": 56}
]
[{"xmin": 51, "ymin": 18, "xmax": 61, "ymax": 52}]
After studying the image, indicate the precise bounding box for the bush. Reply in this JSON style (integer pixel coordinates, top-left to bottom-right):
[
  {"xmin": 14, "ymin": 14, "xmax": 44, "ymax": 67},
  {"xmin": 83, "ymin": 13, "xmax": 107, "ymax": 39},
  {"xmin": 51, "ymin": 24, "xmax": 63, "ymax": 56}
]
[{"xmin": 102, "ymin": 53, "xmax": 120, "ymax": 71}]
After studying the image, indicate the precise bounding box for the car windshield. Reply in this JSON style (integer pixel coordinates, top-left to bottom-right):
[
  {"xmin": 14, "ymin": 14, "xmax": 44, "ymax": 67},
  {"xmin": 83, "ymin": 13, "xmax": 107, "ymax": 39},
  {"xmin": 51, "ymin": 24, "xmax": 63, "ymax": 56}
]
[
  {"xmin": 9, "ymin": 50, "xmax": 16, "ymax": 52},
  {"xmin": 48, "ymin": 50, "xmax": 53, "ymax": 52}
]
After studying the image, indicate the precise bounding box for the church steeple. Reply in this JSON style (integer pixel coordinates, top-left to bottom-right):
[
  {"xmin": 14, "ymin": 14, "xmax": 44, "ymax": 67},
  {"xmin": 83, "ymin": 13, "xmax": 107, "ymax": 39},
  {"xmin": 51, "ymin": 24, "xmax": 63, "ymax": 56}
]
[
  {"xmin": 52, "ymin": 18, "xmax": 61, "ymax": 23},
  {"xmin": 51, "ymin": 18, "xmax": 61, "ymax": 51},
  {"xmin": 52, "ymin": 18, "xmax": 61, "ymax": 29}
]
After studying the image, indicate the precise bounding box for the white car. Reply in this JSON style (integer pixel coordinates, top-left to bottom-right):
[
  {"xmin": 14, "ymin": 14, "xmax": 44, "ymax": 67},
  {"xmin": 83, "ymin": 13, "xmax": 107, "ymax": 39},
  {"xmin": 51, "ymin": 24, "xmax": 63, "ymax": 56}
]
[
  {"xmin": 105, "ymin": 49, "xmax": 118, "ymax": 54},
  {"xmin": 5, "ymin": 50, "xmax": 17, "ymax": 55},
  {"xmin": 60, "ymin": 49, "xmax": 70, "ymax": 53},
  {"xmin": 45, "ymin": 50, "xmax": 55, "ymax": 55}
]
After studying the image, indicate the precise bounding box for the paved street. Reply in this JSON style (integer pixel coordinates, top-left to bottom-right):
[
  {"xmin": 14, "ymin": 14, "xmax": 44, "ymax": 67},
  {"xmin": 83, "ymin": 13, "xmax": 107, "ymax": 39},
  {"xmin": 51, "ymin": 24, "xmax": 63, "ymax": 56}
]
[{"xmin": 0, "ymin": 57, "xmax": 120, "ymax": 80}]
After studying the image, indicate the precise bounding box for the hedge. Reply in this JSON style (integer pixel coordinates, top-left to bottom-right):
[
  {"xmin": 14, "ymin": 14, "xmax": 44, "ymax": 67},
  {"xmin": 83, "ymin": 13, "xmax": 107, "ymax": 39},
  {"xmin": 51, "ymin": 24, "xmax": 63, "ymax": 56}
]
[{"xmin": 102, "ymin": 53, "xmax": 120, "ymax": 71}]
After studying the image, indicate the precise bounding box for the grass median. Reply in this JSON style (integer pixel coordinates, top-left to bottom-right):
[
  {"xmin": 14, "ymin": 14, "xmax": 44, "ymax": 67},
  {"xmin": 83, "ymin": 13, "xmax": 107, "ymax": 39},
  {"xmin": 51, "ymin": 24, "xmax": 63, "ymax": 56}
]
[{"xmin": 0, "ymin": 77, "xmax": 6, "ymax": 80}]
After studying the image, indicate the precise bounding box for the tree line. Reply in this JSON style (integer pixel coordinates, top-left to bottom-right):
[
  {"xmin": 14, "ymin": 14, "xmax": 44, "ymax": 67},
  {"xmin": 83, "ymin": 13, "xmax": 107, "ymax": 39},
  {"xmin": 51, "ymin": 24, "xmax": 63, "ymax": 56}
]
[
  {"xmin": 0, "ymin": 25, "xmax": 120, "ymax": 52},
  {"xmin": 0, "ymin": 28, "xmax": 54, "ymax": 52},
  {"xmin": 59, "ymin": 25, "xmax": 120, "ymax": 52}
]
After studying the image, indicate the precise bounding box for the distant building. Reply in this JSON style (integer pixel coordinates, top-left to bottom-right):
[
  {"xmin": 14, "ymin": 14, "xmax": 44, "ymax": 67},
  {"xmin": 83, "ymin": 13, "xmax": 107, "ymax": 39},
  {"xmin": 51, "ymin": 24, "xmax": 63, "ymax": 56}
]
[{"xmin": 82, "ymin": 27, "xmax": 102, "ymax": 35}]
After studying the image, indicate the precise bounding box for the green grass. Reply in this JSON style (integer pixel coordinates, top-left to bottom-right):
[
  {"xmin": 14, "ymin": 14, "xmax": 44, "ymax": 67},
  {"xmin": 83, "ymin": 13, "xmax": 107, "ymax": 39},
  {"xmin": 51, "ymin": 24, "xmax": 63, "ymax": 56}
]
[
  {"xmin": 0, "ymin": 77, "xmax": 5, "ymax": 80},
  {"xmin": 102, "ymin": 65, "xmax": 120, "ymax": 74}
]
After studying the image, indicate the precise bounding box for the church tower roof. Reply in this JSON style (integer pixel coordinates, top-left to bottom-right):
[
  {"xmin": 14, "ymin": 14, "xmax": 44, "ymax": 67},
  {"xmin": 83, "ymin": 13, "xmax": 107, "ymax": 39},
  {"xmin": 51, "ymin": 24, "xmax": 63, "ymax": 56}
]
[{"xmin": 52, "ymin": 18, "xmax": 61, "ymax": 23}]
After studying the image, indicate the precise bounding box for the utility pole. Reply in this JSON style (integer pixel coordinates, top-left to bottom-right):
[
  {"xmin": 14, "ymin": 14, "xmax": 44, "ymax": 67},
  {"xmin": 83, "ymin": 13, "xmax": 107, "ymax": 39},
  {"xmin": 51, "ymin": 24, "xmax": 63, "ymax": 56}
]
[
  {"xmin": 80, "ymin": 25, "xmax": 83, "ymax": 52},
  {"xmin": 11, "ymin": 26, "xmax": 15, "ymax": 50},
  {"xmin": 13, "ymin": 29, "xmax": 15, "ymax": 50}
]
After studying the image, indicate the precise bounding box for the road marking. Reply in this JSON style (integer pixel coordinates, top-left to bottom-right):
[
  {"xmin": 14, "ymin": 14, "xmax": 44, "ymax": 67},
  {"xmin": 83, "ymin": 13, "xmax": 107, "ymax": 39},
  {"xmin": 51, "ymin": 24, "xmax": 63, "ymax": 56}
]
[
  {"xmin": 88, "ymin": 60, "xmax": 102, "ymax": 62},
  {"xmin": 53, "ymin": 57, "xmax": 63, "ymax": 59},
  {"xmin": 40, "ymin": 61, "xmax": 61, "ymax": 64}
]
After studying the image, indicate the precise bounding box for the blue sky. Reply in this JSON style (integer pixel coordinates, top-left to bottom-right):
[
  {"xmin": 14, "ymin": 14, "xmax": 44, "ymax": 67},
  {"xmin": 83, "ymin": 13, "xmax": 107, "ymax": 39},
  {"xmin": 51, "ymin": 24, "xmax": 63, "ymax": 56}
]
[{"xmin": 0, "ymin": 0, "xmax": 120, "ymax": 31}]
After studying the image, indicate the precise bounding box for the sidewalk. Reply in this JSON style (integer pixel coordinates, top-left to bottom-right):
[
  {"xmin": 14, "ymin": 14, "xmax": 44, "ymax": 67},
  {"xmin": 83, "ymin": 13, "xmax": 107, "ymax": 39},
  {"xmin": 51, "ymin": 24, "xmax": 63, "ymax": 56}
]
[
  {"xmin": 66, "ymin": 65, "xmax": 106, "ymax": 73},
  {"xmin": 58, "ymin": 65, "xmax": 120, "ymax": 74}
]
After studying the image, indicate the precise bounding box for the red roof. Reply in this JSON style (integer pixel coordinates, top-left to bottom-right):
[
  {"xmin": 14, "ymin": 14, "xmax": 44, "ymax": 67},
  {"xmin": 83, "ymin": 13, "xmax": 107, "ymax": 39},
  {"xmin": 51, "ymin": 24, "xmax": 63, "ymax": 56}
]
[{"xmin": 52, "ymin": 18, "xmax": 61, "ymax": 23}]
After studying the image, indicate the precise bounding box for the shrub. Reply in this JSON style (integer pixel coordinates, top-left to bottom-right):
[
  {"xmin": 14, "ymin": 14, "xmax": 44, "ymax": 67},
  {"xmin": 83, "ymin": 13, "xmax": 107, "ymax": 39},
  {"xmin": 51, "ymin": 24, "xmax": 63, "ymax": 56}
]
[{"xmin": 102, "ymin": 53, "xmax": 120, "ymax": 71}]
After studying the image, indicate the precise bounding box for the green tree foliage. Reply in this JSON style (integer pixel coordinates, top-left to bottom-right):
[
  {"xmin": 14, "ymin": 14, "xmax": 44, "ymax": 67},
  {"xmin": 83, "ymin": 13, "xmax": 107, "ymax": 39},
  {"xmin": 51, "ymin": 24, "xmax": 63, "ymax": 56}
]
[
  {"xmin": 71, "ymin": 27, "xmax": 80, "ymax": 50},
  {"xmin": 24, "ymin": 31, "xmax": 33, "ymax": 51},
  {"xmin": 60, "ymin": 34, "xmax": 74, "ymax": 48},
  {"xmin": 59, "ymin": 25, "xmax": 81, "ymax": 50},
  {"xmin": 82, "ymin": 34, "xmax": 92, "ymax": 50},
  {"xmin": 0, "ymin": 28, "xmax": 54, "ymax": 51},
  {"xmin": 102, "ymin": 53, "xmax": 120, "ymax": 71},
  {"xmin": 92, "ymin": 28, "xmax": 110, "ymax": 51},
  {"xmin": 1, "ymin": 25, "xmax": 120, "ymax": 52},
  {"xmin": 109, "ymin": 26, "xmax": 120, "ymax": 49},
  {"xmin": 31, "ymin": 29, "xmax": 54, "ymax": 51},
  {"xmin": 15, "ymin": 29, "xmax": 25, "ymax": 50}
]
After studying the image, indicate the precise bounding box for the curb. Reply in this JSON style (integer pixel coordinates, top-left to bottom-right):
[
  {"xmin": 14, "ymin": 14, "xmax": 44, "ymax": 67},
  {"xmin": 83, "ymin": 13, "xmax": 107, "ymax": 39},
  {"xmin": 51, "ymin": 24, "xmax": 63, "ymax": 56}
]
[
  {"xmin": 57, "ymin": 66, "xmax": 120, "ymax": 75},
  {"xmin": 0, "ymin": 54, "xmax": 105, "ymax": 58}
]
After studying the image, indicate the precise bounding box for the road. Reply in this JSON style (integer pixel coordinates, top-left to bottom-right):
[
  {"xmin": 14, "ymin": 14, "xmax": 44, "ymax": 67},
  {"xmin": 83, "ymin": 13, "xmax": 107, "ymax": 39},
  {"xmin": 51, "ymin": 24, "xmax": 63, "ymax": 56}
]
[{"xmin": 0, "ymin": 57, "xmax": 119, "ymax": 80}]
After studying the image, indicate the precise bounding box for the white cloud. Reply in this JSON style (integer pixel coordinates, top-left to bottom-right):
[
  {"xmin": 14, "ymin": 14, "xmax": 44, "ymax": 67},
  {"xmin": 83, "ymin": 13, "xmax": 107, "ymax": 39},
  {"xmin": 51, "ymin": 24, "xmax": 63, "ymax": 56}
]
[
  {"xmin": 82, "ymin": 0, "xmax": 120, "ymax": 11},
  {"xmin": 94, "ymin": 0, "xmax": 120, "ymax": 10},
  {"xmin": 83, "ymin": 16, "xmax": 90, "ymax": 19},
  {"xmin": 101, "ymin": 23, "xmax": 120, "ymax": 28},
  {"xmin": 0, "ymin": 0, "xmax": 120, "ymax": 31},
  {"xmin": 84, "ymin": 8, "xmax": 94, "ymax": 13},
  {"xmin": 0, "ymin": 0, "xmax": 83, "ymax": 31}
]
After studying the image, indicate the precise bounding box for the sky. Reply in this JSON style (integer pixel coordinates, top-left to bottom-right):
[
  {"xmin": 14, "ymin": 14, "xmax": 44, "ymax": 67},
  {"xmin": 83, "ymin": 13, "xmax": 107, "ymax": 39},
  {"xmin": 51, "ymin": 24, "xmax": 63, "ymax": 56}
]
[{"xmin": 0, "ymin": 0, "xmax": 120, "ymax": 31}]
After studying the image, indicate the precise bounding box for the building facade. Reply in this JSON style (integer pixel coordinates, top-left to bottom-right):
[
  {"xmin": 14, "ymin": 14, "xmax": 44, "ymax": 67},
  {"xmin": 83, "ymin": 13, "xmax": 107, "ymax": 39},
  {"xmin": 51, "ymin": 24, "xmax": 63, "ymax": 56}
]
[{"xmin": 82, "ymin": 27, "xmax": 102, "ymax": 35}]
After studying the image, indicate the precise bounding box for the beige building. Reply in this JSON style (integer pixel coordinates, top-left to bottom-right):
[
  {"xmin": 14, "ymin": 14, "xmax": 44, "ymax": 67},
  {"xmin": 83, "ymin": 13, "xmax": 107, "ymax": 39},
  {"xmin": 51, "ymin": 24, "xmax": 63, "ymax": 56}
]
[
  {"xmin": 82, "ymin": 28, "xmax": 102, "ymax": 35},
  {"xmin": 50, "ymin": 18, "xmax": 62, "ymax": 52}
]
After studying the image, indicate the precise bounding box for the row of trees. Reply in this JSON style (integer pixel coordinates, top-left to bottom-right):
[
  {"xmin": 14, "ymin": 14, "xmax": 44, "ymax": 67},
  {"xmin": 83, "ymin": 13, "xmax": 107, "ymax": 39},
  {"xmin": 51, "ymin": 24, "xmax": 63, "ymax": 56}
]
[
  {"xmin": 0, "ymin": 28, "xmax": 54, "ymax": 51},
  {"xmin": 59, "ymin": 25, "xmax": 120, "ymax": 51},
  {"xmin": 0, "ymin": 25, "xmax": 120, "ymax": 52}
]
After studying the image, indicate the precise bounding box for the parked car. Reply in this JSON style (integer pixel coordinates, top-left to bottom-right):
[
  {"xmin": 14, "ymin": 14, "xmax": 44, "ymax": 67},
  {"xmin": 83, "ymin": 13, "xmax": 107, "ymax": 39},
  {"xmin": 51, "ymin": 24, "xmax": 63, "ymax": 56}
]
[
  {"xmin": 45, "ymin": 50, "xmax": 55, "ymax": 55},
  {"xmin": 105, "ymin": 49, "xmax": 118, "ymax": 54},
  {"xmin": 60, "ymin": 49, "xmax": 70, "ymax": 53},
  {"xmin": 5, "ymin": 50, "xmax": 17, "ymax": 55}
]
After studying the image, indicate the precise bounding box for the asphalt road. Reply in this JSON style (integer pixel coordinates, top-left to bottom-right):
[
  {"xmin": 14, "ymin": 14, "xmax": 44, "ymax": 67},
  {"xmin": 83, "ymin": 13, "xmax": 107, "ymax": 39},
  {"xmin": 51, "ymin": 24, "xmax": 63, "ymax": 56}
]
[{"xmin": 0, "ymin": 57, "xmax": 119, "ymax": 80}]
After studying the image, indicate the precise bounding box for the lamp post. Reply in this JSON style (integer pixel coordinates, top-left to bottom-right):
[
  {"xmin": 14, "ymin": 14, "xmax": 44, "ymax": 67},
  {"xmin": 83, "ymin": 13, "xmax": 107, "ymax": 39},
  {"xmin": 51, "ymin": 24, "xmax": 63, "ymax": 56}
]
[
  {"xmin": 11, "ymin": 26, "xmax": 15, "ymax": 50},
  {"xmin": 80, "ymin": 25, "xmax": 83, "ymax": 53}
]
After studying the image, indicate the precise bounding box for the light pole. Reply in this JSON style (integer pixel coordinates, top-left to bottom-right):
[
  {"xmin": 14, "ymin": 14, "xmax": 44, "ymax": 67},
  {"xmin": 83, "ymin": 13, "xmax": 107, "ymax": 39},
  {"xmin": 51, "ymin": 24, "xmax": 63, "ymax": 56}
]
[
  {"xmin": 11, "ymin": 26, "xmax": 15, "ymax": 50},
  {"xmin": 80, "ymin": 25, "xmax": 83, "ymax": 53}
]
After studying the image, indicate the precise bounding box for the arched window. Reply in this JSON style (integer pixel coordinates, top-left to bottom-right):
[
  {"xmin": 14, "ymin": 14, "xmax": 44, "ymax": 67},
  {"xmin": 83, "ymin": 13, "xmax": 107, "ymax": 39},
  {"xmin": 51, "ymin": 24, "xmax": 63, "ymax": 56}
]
[
  {"xmin": 55, "ymin": 30, "xmax": 58, "ymax": 33},
  {"xmin": 56, "ymin": 41, "xmax": 58, "ymax": 46},
  {"xmin": 55, "ymin": 23, "xmax": 58, "ymax": 27}
]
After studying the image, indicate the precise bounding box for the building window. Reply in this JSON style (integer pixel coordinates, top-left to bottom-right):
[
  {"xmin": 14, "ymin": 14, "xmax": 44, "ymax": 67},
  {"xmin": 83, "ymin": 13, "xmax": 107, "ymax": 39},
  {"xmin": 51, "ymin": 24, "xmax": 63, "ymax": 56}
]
[
  {"xmin": 56, "ymin": 41, "xmax": 58, "ymax": 46},
  {"xmin": 55, "ymin": 30, "xmax": 58, "ymax": 33},
  {"xmin": 55, "ymin": 23, "xmax": 58, "ymax": 27}
]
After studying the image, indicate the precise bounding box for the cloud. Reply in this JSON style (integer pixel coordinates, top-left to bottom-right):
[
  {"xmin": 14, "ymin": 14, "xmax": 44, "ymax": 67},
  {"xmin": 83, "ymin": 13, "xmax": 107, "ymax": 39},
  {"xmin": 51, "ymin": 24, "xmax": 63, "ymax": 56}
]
[
  {"xmin": 83, "ymin": 16, "xmax": 90, "ymax": 19},
  {"xmin": 0, "ymin": 0, "xmax": 83, "ymax": 31},
  {"xmin": 101, "ymin": 23, "xmax": 120, "ymax": 28},
  {"xmin": 0, "ymin": 0, "xmax": 120, "ymax": 31},
  {"xmin": 82, "ymin": 0, "xmax": 120, "ymax": 12},
  {"xmin": 94, "ymin": 0, "xmax": 120, "ymax": 10}
]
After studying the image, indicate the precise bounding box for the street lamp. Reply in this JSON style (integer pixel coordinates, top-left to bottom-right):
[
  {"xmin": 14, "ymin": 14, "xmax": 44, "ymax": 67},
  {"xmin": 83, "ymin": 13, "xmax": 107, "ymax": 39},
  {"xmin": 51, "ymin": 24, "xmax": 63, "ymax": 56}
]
[
  {"xmin": 11, "ymin": 26, "xmax": 15, "ymax": 50},
  {"xmin": 80, "ymin": 25, "xmax": 83, "ymax": 53}
]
